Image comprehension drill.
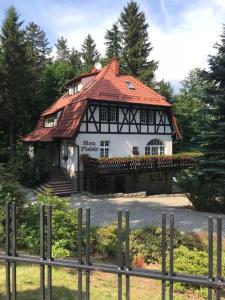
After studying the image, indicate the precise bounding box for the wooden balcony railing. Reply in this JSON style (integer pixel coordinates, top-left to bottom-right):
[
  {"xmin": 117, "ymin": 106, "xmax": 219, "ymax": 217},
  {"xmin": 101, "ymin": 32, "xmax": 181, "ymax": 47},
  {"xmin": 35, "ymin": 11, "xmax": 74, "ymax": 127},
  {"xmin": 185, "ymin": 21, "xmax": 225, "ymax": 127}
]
[{"xmin": 83, "ymin": 154, "xmax": 200, "ymax": 174}]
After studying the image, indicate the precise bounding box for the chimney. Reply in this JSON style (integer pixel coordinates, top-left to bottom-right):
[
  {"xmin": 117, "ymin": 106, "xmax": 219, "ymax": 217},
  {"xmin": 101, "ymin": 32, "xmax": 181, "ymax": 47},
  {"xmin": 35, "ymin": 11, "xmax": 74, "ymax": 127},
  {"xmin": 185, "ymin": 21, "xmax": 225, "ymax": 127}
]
[{"xmin": 111, "ymin": 58, "xmax": 119, "ymax": 75}]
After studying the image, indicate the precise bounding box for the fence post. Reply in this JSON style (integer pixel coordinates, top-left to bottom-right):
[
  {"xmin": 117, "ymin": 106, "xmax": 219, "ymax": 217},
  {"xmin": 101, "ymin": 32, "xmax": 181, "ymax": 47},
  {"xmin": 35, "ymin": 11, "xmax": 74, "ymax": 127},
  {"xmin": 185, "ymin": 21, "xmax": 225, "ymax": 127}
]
[
  {"xmin": 78, "ymin": 207, "xmax": 83, "ymax": 300},
  {"xmin": 12, "ymin": 202, "xmax": 17, "ymax": 300},
  {"xmin": 216, "ymin": 218, "xmax": 222, "ymax": 300},
  {"xmin": 85, "ymin": 208, "xmax": 91, "ymax": 300},
  {"xmin": 40, "ymin": 205, "xmax": 45, "ymax": 300},
  {"xmin": 125, "ymin": 210, "xmax": 130, "ymax": 300},
  {"xmin": 161, "ymin": 213, "xmax": 167, "ymax": 300},
  {"xmin": 208, "ymin": 217, "xmax": 213, "ymax": 300},
  {"xmin": 5, "ymin": 202, "xmax": 11, "ymax": 300},
  {"xmin": 117, "ymin": 209, "xmax": 123, "ymax": 300},
  {"xmin": 47, "ymin": 206, "xmax": 52, "ymax": 300},
  {"xmin": 169, "ymin": 213, "xmax": 174, "ymax": 300}
]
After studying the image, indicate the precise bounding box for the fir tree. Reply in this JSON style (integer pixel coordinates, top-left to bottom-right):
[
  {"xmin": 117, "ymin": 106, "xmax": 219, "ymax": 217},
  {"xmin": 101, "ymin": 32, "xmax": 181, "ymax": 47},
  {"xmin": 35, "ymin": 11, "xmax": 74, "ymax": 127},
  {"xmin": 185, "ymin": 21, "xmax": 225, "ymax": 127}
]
[
  {"xmin": 69, "ymin": 47, "xmax": 82, "ymax": 75},
  {"xmin": 25, "ymin": 21, "xmax": 52, "ymax": 71},
  {"xmin": 119, "ymin": 1, "xmax": 158, "ymax": 85},
  {"xmin": 81, "ymin": 34, "xmax": 100, "ymax": 72},
  {"xmin": 179, "ymin": 27, "xmax": 225, "ymax": 212},
  {"xmin": 55, "ymin": 36, "xmax": 70, "ymax": 61},
  {"xmin": 105, "ymin": 23, "xmax": 122, "ymax": 60},
  {"xmin": 0, "ymin": 6, "xmax": 33, "ymax": 157}
]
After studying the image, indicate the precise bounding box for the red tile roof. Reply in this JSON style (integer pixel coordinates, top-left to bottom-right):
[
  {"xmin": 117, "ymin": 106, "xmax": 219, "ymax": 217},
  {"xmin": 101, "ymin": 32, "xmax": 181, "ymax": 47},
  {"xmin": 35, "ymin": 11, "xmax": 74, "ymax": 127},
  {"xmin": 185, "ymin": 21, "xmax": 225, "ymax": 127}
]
[{"xmin": 23, "ymin": 58, "xmax": 181, "ymax": 142}]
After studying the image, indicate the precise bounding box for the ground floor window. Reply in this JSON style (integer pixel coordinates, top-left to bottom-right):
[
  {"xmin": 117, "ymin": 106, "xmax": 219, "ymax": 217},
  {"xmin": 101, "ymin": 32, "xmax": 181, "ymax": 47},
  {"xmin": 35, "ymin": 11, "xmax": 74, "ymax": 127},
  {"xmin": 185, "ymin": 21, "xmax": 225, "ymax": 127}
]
[
  {"xmin": 149, "ymin": 172, "xmax": 164, "ymax": 181},
  {"xmin": 145, "ymin": 139, "xmax": 165, "ymax": 155},
  {"xmin": 100, "ymin": 141, "xmax": 109, "ymax": 157},
  {"xmin": 132, "ymin": 146, "xmax": 139, "ymax": 155}
]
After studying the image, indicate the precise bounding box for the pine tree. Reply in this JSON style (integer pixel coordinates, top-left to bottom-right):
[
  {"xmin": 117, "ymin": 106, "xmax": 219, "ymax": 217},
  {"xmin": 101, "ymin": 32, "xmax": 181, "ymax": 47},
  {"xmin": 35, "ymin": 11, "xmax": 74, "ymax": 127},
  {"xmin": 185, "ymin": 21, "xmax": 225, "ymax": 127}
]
[
  {"xmin": 105, "ymin": 23, "xmax": 122, "ymax": 60},
  {"xmin": 25, "ymin": 21, "xmax": 52, "ymax": 71},
  {"xmin": 155, "ymin": 79, "xmax": 174, "ymax": 102},
  {"xmin": 119, "ymin": 1, "xmax": 158, "ymax": 85},
  {"xmin": 55, "ymin": 36, "xmax": 70, "ymax": 61},
  {"xmin": 69, "ymin": 47, "xmax": 82, "ymax": 75},
  {"xmin": 81, "ymin": 34, "xmax": 100, "ymax": 72},
  {"xmin": 180, "ymin": 27, "xmax": 225, "ymax": 212},
  {"xmin": 0, "ymin": 6, "xmax": 33, "ymax": 157}
]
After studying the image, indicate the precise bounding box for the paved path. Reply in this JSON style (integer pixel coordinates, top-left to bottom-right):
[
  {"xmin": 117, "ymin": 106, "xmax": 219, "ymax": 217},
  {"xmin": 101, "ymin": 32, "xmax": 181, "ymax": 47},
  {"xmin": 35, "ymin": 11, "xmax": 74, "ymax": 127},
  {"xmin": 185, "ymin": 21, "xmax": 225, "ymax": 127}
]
[{"xmin": 70, "ymin": 193, "xmax": 225, "ymax": 233}]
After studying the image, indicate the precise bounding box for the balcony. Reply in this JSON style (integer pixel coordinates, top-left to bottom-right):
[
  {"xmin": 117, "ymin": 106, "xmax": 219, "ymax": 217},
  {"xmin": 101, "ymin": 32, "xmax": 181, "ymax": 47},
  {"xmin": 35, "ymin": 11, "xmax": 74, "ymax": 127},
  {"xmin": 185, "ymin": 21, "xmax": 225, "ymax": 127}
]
[{"xmin": 82, "ymin": 153, "xmax": 201, "ymax": 174}]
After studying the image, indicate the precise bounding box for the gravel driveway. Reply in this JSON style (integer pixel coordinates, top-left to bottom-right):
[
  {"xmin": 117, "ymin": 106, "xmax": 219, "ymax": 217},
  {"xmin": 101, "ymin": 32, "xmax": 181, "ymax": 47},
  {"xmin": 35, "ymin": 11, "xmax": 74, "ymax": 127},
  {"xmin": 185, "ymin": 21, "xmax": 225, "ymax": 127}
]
[{"xmin": 70, "ymin": 193, "xmax": 225, "ymax": 233}]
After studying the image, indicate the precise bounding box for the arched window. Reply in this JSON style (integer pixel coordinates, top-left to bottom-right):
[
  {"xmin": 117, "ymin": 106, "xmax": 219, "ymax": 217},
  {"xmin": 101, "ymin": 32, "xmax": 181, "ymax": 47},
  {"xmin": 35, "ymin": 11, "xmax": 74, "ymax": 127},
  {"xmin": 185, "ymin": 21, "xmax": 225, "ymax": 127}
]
[{"xmin": 145, "ymin": 139, "xmax": 165, "ymax": 155}]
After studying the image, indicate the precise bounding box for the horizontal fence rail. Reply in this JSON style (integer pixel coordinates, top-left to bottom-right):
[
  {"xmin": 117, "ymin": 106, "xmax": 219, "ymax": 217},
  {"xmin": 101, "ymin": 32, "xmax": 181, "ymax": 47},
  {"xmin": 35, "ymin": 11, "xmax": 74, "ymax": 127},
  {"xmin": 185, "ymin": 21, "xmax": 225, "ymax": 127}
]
[
  {"xmin": 84, "ymin": 156, "xmax": 197, "ymax": 174},
  {"xmin": 0, "ymin": 202, "xmax": 224, "ymax": 300}
]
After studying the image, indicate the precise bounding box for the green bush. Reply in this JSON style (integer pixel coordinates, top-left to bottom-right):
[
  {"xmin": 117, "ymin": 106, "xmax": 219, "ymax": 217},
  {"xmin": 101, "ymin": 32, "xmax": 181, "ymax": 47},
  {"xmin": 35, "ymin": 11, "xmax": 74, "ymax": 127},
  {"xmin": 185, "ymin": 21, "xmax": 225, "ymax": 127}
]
[
  {"xmin": 0, "ymin": 164, "xmax": 26, "ymax": 248},
  {"xmin": 7, "ymin": 146, "xmax": 51, "ymax": 187},
  {"xmin": 17, "ymin": 192, "xmax": 79, "ymax": 258},
  {"xmin": 177, "ymin": 169, "xmax": 225, "ymax": 212},
  {"xmin": 94, "ymin": 222, "xmax": 125, "ymax": 257},
  {"xmin": 93, "ymin": 222, "xmax": 206, "ymax": 264}
]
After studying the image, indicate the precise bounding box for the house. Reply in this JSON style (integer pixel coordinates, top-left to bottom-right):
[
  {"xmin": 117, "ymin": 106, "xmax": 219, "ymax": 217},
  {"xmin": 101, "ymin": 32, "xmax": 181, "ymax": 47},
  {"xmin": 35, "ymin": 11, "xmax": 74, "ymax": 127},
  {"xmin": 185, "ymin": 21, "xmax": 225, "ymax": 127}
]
[{"xmin": 23, "ymin": 58, "xmax": 184, "ymax": 195}]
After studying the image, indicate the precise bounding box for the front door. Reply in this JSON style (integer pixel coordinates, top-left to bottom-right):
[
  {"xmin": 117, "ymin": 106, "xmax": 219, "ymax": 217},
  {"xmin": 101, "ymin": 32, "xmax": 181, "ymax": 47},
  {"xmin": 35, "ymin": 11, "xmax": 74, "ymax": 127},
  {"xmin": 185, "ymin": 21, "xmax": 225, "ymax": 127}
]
[{"xmin": 115, "ymin": 176, "xmax": 125, "ymax": 193}]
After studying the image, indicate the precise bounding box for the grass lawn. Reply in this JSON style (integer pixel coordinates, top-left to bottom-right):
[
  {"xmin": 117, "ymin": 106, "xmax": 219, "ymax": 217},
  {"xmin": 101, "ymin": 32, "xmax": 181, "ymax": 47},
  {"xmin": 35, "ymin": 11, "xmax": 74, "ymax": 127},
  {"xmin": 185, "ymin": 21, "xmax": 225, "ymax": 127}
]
[{"xmin": 0, "ymin": 264, "xmax": 203, "ymax": 300}]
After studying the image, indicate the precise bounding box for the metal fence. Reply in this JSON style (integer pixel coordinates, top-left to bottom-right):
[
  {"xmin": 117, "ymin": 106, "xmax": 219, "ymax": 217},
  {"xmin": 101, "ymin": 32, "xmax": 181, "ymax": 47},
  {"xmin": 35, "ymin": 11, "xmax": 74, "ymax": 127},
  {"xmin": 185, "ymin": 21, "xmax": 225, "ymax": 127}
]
[{"xmin": 0, "ymin": 202, "xmax": 225, "ymax": 300}]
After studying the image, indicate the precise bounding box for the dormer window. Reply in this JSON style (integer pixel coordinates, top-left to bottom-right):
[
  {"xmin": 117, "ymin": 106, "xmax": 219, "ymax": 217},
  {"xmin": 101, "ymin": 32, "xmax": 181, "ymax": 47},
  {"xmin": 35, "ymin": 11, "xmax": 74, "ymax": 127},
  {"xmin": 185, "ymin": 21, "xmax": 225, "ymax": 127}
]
[
  {"xmin": 126, "ymin": 81, "xmax": 135, "ymax": 90},
  {"xmin": 68, "ymin": 81, "xmax": 81, "ymax": 95},
  {"xmin": 44, "ymin": 111, "xmax": 62, "ymax": 128}
]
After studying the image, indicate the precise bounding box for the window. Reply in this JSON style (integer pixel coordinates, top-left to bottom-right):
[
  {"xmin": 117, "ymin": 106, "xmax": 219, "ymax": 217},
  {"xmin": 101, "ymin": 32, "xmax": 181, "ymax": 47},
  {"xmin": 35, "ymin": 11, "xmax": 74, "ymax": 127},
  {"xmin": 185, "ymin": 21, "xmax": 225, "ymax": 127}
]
[
  {"xmin": 149, "ymin": 172, "xmax": 163, "ymax": 181},
  {"xmin": 126, "ymin": 81, "xmax": 135, "ymax": 90},
  {"xmin": 110, "ymin": 107, "xmax": 117, "ymax": 122},
  {"xmin": 140, "ymin": 110, "xmax": 147, "ymax": 124},
  {"xmin": 68, "ymin": 82, "xmax": 81, "ymax": 95},
  {"xmin": 100, "ymin": 106, "xmax": 108, "ymax": 122},
  {"xmin": 100, "ymin": 141, "xmax": 109, "ymax": 157},
  {"xmin": 148, "ymin": 111, "xmax": 154, "ymax": 124},
  {"xmin": 44, "ymin": 111, "xmax": 62, "ymax": 128},
  {"xmin": 44, "ymin": 116, "xmax": 55, "ymax": 127},
  {"xmin": 145, "ymin": 139, "xmax": 165, "ymax": 156},
  {"xmin": 133, "ymin": 146, "xmax": 139, "ymax": 155}
]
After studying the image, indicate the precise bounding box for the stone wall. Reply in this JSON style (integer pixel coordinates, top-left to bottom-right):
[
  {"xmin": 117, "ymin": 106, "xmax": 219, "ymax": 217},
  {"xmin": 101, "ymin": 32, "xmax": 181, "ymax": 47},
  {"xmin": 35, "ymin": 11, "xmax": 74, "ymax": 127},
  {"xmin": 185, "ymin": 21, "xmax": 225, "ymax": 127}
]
[{"xmin": 83, "ymin": 170, "xmax": 172, "ymax": 195}]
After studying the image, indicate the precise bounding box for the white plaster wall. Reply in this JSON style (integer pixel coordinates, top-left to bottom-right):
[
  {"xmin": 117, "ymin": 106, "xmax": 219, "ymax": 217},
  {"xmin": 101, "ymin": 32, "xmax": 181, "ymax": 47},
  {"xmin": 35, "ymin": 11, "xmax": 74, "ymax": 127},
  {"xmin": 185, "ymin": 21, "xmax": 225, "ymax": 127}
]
[{"xmin": 76, "ymin": 133, "xmax": 173, "ymax": 171}]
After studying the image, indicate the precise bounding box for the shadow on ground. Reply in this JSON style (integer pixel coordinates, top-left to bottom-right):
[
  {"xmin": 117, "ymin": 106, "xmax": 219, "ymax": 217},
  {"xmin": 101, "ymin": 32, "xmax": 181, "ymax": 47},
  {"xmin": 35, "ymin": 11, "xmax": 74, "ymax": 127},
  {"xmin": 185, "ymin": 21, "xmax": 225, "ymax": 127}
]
[{"xmin": 0, "ymin": 286, "xmax": 84, "ymax": 300}]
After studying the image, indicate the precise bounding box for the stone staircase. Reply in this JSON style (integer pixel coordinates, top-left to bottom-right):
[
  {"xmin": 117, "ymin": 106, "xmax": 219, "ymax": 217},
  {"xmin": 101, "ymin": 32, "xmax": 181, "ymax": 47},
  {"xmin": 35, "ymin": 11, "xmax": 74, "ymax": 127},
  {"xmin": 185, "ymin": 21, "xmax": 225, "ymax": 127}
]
[{"xmin": 34, "ymin": 166, "xmax": 77, "ymax": 196}]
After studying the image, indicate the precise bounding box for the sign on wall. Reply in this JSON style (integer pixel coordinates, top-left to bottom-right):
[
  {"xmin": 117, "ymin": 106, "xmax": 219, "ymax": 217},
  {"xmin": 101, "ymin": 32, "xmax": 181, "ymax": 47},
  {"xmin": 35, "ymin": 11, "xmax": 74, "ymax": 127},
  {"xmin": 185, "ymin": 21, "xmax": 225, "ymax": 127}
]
[{"xmin": 81, "ymin": 140, "xmax": 99, "ymax": 152}]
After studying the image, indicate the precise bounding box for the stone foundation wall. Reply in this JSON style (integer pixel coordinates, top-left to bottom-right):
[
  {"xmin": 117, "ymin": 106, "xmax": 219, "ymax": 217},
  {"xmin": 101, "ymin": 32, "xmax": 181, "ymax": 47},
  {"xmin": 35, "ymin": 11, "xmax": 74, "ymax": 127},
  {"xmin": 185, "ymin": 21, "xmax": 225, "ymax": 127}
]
[{"xmin": 83, "ymin": 171, "xmax": 172, "ymax": 195}]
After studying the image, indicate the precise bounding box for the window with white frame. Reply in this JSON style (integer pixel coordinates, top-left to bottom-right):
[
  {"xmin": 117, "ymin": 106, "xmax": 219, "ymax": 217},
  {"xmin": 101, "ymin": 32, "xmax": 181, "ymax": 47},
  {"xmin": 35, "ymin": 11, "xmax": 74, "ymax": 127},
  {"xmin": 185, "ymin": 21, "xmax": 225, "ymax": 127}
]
[
  {"xmin": 140, "ymin": 110, "xmax": 147, "ymax": 124},
  {"xmin": 44, "ymin": 117, "xmax": 55, "ymax": 127},
  {"xmin": 100, "ymin": 141, "xmax": 109, "ymax": 157},
  {"xmin": 110, "ymin": 107, "xmax": 117, "ymax": 122},
  {"xmin": 145, "ymin": 139, "xmax": 165, "ymax": 155},
  {"xmin": 126, "ymin": 81, "xmax": 135, "ymax": 90},
  {"xmin": 44, "ymin": 111, "xmax": 62, "ymax": 128},
  {"xmin": 100, "ymin": 106, "xmax": 108, "ymax": 122}
]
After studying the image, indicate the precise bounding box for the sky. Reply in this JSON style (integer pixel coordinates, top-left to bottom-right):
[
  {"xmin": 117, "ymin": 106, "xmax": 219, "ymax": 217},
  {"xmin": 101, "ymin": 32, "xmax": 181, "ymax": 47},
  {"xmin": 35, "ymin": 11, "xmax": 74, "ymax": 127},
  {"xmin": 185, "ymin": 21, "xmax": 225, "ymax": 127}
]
[{"xmin": 1, "ymin": 0, "xmax": 225, "ymax": 90}]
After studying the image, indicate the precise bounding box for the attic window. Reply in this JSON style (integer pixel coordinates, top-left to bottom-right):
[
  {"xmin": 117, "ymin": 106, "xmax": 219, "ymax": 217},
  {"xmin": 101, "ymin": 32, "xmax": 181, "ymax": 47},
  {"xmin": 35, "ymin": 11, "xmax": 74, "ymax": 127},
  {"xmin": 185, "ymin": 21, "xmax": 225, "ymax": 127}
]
[
  {"xmin": 44, "ymin": 111, "xmax": 62, "ymax": 128},
  {"xmin": 126, "ymin": 81, "xmax": 135, "ymax": 90},
  {"xmin": 68, "ymin": 82, "xmax": 81, "ymax": 95}
]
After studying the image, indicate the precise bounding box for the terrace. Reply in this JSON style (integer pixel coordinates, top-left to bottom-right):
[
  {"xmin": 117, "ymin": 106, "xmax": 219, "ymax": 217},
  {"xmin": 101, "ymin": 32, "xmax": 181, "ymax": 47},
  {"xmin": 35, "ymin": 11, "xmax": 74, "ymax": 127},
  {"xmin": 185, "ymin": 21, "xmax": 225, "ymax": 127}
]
[{"xmin": 82, "ymin": 152, "xmax": 202, "ymax": 174}]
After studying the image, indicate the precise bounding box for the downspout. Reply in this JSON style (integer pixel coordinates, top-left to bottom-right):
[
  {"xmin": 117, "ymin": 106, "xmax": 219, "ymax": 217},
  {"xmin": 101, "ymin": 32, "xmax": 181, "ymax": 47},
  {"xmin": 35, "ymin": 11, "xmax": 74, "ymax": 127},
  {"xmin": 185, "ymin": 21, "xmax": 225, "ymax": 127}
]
[{"xmin": 74, "ymin": 144, "xmax": 80, "ymax": 192}]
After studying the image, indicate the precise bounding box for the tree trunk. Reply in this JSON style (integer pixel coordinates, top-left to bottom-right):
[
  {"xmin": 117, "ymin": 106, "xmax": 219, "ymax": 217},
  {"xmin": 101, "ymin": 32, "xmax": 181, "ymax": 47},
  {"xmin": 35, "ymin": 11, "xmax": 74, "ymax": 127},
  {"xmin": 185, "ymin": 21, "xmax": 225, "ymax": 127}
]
[{"xmin": 9, "ymin": 120, "xmax": 15, "ymax": 158}]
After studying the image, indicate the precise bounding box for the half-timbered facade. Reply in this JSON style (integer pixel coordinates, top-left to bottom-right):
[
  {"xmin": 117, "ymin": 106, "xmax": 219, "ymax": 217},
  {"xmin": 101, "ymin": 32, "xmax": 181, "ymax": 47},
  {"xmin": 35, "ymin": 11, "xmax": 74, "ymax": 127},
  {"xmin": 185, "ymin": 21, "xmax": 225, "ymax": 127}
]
[{"xmin": 23, "ymin": 58, "xmax": 182, "ymax": 195}]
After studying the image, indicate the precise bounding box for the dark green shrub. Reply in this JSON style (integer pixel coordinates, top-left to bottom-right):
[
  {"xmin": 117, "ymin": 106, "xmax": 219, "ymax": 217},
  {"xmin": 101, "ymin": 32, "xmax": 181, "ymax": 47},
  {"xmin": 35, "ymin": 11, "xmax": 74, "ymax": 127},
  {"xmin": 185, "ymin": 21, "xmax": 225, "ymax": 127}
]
[
  {"xmin": 177, "ymin": 169, "xmax": 225, "ymax": 212},
  {"xmin": 17, "ymin": 192, "xmax": 79, "ymax": 258},
  {"xmin": 7, "ymin": 146, "xmax": 51, "ymax": 187},
  {"xmin": 0, "ymin": 164, "xmax": 26, "ymax": 248},
  {"xmin": 93, "ymin": 222, "xmax": 206, "ymax": 263},
  {"xmin": 94, "ymin": 222, "xmax": 125, "ymax": 257},
  {"xmin": 130, "ymin": 226, "xmax": 183, "ymax": 264}
]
